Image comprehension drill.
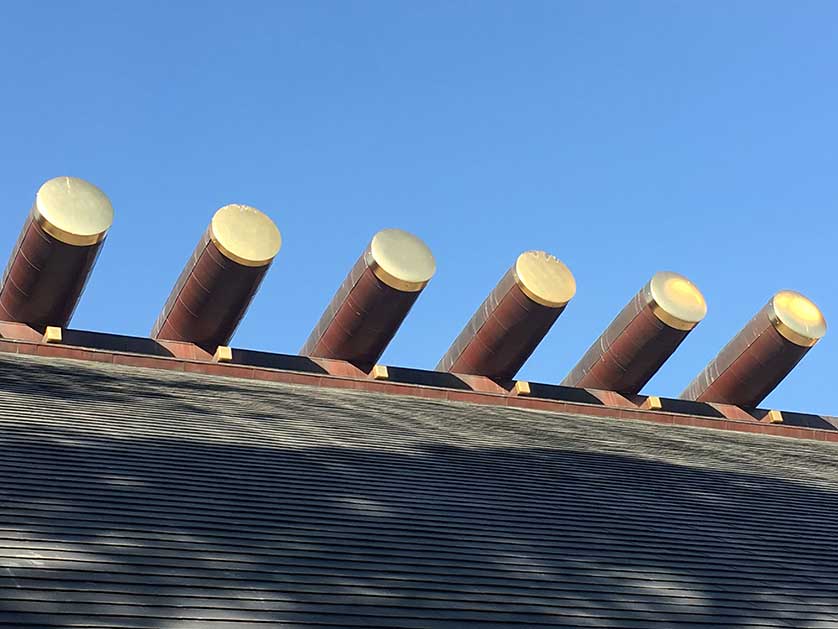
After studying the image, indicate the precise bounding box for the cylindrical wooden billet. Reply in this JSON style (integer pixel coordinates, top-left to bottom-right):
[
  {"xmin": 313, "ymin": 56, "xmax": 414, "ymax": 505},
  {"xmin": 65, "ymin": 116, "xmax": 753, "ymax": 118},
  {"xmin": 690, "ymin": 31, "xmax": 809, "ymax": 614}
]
[
  {"xmin": 681, "ymin": 290, "xmax": 826, "ymax": 407},
  {"xmin": 0, "ymin": 177, "xmax": 113, "ymax": 329},
  {"xmin": 562, "ymin": 272, "xmax": 706, "ymax": 394},
  {"xmin": 300, "ymin": 229, "xmax": 435, "ymax": 369},
  {"xmin": 151, "ymin": 204, "xmax": 281, "ymax": 351},
  {"xmin": 436, "ymin": 251, "xmax": 575, "ymax": 380}
]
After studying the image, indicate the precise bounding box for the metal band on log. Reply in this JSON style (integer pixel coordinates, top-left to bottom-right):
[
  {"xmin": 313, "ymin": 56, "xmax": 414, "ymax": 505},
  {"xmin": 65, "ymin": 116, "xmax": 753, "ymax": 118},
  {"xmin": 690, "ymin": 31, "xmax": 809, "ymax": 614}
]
[
  {"xmin": 151, "ymin": 204, "xmax": 281, "ymax": 351},
  {"xmin": 681, "ymin": 290, "xmax": 826, "ymax": 407},
  {"xmin": 0, "ymin": 176, "xmax": 113, "ymax": 329},
  {"xmin": 562, "ymin": 272, "xmax": 706, "ymax": 394},
  {"xmin": 300, "ymin": 229, "xmax": 435, "ymax": 369},
  {"xmin": 436, "ymin": 251, "xmax": 575, "ymax": 380}
]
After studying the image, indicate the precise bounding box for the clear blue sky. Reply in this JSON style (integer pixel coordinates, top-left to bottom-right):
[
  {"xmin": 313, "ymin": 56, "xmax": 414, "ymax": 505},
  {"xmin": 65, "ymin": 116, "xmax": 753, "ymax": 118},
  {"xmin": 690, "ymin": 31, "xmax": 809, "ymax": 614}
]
[{"xmin": 1, "ymin": 2, "xmax": 836, "ymax": 413}]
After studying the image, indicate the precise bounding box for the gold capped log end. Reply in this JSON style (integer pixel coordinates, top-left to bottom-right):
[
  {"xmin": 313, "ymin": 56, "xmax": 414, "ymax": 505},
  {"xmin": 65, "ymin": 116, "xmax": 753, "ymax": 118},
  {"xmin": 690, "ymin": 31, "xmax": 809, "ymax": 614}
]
[
  {"xmin": 366, "ymin": 229, "xmax": 436, "ymax": 292},
  {"xmin": 513, "ymin": 381, "xmax": 531, "ymax": 396},
  {"xmin": 641, "ymin": 395, "xmax": 662, "ymax": 411},
  {"xmin": 513, "ymin": 251, "xmax": 576, "ymax": 308},
  {"xmin": 42, "ymin": 326, "xmax": 63, "ymax": 344},
  {"xmin": 646, "ymin": 272, "xmax": 707, "ymax": 331},
  {"xmin": 213, "ymin": 346, "xmax": 233, "ymax": 363},
  {"xmin": 769, "ymin": 290, "xmax": 827, "ymax": 347},
  {"xmin": 371, "ymin": 365, "xmax": 390, "ymax": 380},
  {"xmin": 33, "ymin": 177, "xmax": 114, "ymax": 246},
  {"xmin": 209, "ymin": 204, "xmax": 282, "ymax": 267}
]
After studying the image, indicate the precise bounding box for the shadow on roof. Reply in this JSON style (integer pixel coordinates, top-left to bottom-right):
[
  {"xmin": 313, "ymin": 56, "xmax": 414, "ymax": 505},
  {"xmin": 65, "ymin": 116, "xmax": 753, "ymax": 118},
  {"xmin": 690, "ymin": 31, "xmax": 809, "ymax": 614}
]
[{"xmin": 0, "ymin": 354, "xmax": 837, "ymax": 626}]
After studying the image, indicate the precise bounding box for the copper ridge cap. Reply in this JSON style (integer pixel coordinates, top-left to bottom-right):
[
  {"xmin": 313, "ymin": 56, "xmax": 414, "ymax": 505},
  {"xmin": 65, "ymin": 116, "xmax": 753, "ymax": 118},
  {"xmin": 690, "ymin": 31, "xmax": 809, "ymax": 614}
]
[
  {"xmin": 0, "ymin": 325, "xmax": 834, "ymax": 443},
  {"xmin": 769, "ymin": 290, "xmax": 827, "ymax": 347},
  {"xmin": 363, "ymin": 228, "xmax": 436, "ymax": 292},
  {"xmin": 209, "ymin": 204, "xmax": 282, "ymax": 267},
  {"xmin": 644, "ymin": 271, "xmax": 707, "ymax": 331},
  {"xmin": 32, "ymin": 176, "xmax": 114, "ymax": 246}
]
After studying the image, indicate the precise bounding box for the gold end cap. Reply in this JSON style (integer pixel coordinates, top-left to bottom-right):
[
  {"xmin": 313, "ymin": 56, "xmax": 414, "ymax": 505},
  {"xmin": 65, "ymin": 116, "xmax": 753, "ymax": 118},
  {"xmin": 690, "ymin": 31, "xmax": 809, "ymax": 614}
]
[
  {"xmin": 513, "ymin": 381, "xmax": 531, "ymax": 396},
  {"xmin": 769, "ymin": 290, "xmax": 826, "ymax": 347},
  {"xmin": 33, "ymin": 177, "xmax": 114, "ymax": 246},
  {"xmin": 641, "ymin": 395, "xmax": 662, "ymax": 411},
  {"xmin": 647, "ymin": 271, "xmax": 707, "ymax": 331},
  {"xmin": 210, "ymin": 204, "xmax": 282, "ymax": 267},
  {"xmin": 366, "ymin": 228, "xmax": 436, "ymax": 292},
  {"xmin": 213, "ymin": 346, "xmax": 233, "ymax": 363},
  {"xmin": 766, "ymin": 409, "xmax": 784, "ymax": 424},
  {"xmin": 42, "ymin": 326, "xmax": 62, "ymax": 344},
  {"xmin": 371, "ymin": 365, "xmax": 390, "ymax": 380},
  {"xmin": 513, "ymin": 251, "xmax": 576, "ymax": 309}
]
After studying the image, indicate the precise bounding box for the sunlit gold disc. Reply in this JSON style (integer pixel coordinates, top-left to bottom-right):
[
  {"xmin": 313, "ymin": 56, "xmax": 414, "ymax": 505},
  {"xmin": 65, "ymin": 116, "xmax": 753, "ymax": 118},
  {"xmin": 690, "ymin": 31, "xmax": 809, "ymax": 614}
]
[
  {"xmin": 647, "ymin": 271, "xmax": 707, "ymax": 331},
  {"xmin": 513, "ymin": 250, "xmax": 576, "ymax": 308},
  {"xmin": 210, "ymin": 204, "xmax": 282, "ymax": 267},
  {"xmin": 770, "ymin": 290, "xmax": 826, "ymax": 347},
  {"xmin": 33, "ymin": 176, "xmax": 114, "ymax": 246},
  {"xmin": 367, "ymin": 228, "xmax": 436, "ymax": 292}
]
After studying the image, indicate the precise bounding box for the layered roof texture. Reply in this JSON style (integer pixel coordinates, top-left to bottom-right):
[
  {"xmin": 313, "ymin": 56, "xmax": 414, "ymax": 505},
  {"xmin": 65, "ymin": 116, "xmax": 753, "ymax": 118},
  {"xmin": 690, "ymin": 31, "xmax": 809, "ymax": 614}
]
[{"xmin": 1, "ymin": 353, "xmax": 838, "ymax": 628}]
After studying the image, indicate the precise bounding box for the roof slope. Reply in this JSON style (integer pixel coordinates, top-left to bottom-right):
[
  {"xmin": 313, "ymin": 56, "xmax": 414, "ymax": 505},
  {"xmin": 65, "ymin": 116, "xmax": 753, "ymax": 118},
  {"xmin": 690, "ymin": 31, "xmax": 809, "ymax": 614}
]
[{"xmin": 0, "ymin": 353, "xmax": 837, "ymax": 628}]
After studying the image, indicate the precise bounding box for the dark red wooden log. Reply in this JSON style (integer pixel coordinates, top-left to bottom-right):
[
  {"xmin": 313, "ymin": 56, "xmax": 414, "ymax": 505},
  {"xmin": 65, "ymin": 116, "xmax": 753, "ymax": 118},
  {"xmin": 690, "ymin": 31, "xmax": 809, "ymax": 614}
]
[
  {"xmin": 562, "ymin": 272, "xmax": 706, "ymax": 394},
  {"xmin": 681, "ymin": 290, "xmax": 826, "ymax": 407},
  {"xmin": 0, "ymin": 176, "xmax": 113, "ymax": 329},
  {"xmin": 151, "ymin": 204, "xmax": 281, "ymax": 351},
  {"xmin": 436, "ymin": 251, "xmax": 575, "ymax": 380},
  {"xmin": 300, "ymin": 228, "xmax": 435, "ymax": 369}
]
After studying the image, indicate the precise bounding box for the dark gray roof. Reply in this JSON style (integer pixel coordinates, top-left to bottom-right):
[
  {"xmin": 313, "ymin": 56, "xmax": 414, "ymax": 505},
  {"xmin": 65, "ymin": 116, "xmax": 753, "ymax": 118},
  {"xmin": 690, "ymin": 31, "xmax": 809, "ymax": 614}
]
[{"xmin": 1, "ymin": 352, "xmax": 837, "ymax": 628}]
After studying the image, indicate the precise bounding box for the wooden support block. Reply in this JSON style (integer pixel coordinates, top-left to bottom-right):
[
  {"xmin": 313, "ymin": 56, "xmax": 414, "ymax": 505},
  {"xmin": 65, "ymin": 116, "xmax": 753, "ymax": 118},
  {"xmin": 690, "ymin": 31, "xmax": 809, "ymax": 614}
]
[
  {"xmin": 213, "ymin": 345, "xmax": 233, "ymax": 363},
  {"xmin": 42, "ymin": 326, "xmax": 62, "ymax": 344},
  {"xmin": 641, "ymin": 395, "xmax": 662, "ymax": 411},
  {"xmin": 370, "ymin": 365, "xmax": 389, "ymax": 381},
  {"xmin": 766, "ymin": 409, "xmax": 784, "ymax": 424},
  {"xmin": 512, "ymin": 381, "xmax": 531, "ymax": 397}
]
